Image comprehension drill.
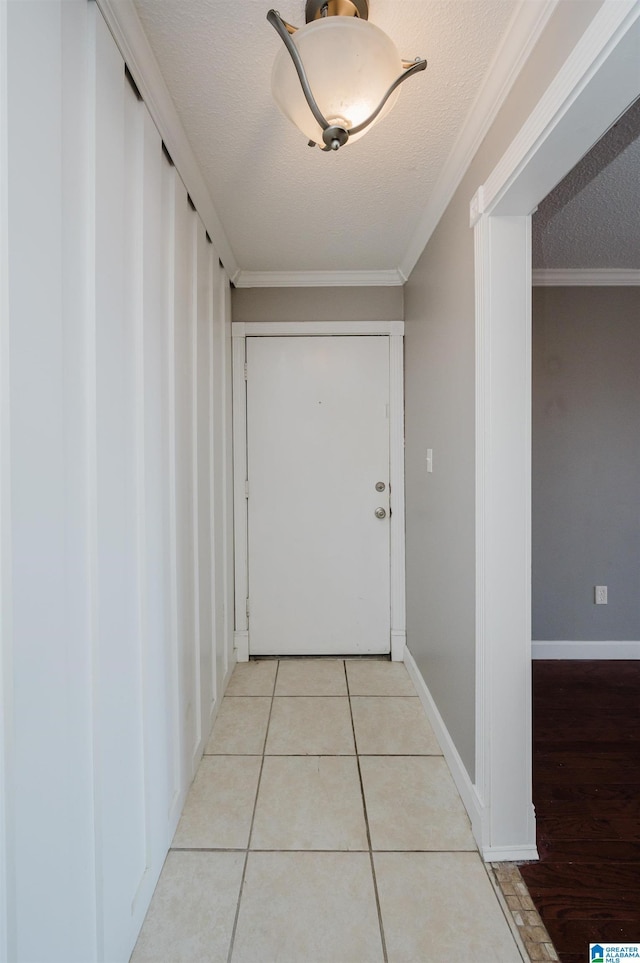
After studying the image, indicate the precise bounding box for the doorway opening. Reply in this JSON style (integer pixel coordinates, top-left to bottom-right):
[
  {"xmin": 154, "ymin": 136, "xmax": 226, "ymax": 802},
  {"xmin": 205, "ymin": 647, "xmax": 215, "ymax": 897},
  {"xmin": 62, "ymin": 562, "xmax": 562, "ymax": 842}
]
[
  {"xmin": 232, "ymin": 321, "xmax": 407, "ymax": 662},
  {"xmin": 471, "ymin": 4, "xmax": 640, "ymax": 859}
]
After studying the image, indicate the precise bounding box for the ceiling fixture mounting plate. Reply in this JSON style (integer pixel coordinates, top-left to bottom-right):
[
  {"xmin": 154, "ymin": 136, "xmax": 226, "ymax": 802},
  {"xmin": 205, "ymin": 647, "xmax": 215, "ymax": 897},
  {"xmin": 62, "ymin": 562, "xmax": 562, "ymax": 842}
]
[{"xmin": 305, "ymin": 0, "xmax": 369, "ymax": 22}]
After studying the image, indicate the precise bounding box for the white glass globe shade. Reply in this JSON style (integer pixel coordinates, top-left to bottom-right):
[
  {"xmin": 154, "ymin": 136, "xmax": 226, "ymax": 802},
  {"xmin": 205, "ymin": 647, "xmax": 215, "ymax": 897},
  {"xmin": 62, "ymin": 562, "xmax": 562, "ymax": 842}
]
[{"xmin": 271, "ymin": 17, "xmax": 403, "ymax": 146}]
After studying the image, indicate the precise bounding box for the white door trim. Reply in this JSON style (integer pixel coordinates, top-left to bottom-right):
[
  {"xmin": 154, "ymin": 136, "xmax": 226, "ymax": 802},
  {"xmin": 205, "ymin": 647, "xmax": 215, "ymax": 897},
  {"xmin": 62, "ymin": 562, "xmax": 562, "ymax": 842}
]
[
  {"xmin": 232, "ymin": 320, "xmax": 406, "ymax": 662},
  {"xmin": 234, "ymin": 320, "xmax": 404, "ymax": 337},
  {"xmin": 469, "ymin": 2, "xmax": 640, "ymax": 859}
]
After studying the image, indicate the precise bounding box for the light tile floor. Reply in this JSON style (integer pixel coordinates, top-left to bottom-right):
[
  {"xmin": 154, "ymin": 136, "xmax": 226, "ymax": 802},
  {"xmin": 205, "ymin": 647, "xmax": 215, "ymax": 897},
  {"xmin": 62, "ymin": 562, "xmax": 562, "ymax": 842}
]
[{"xmin": 131, "ymin": 658, "xmax": 528, "ymax": 963}]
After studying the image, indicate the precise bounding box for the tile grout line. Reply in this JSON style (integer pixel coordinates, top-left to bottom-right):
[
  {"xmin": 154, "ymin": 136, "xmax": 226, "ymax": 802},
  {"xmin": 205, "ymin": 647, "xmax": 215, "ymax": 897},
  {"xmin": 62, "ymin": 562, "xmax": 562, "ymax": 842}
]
[
  {"xmin": 171, "ymin": 845, "xmax": 495, "ymax": 855},
  {"xmin": 225, "ymin": 660, "xmax": 280, "ymax": 963},
  {"xmin": 224, "ymin": 694, "xmax": 420, "ymax": 698},
  {"xmin": 204, "ymin": 751, "xmax": 444, "ymax": 757},
  {"xmin": 344, "ymin": 661, "xmax": 389, "ymax": 963}
]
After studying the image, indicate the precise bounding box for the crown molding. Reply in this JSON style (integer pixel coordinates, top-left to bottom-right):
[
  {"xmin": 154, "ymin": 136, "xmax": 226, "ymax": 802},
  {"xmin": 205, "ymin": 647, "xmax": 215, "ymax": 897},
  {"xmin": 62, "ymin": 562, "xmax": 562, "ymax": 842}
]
[
  {"xmin": 533, "ymin": 268, "xmax": 640, "ymax": 286},
  {"xmin": 95, "ymin": 0, "xmax": 240, "ymax": 282},
  {"xmin": 399, "ymin": 0, "xmax": 559, "ymax": 282},
  {"xmin": 233, "ymin": 269, "xmax": 405, "ymax": 288}
]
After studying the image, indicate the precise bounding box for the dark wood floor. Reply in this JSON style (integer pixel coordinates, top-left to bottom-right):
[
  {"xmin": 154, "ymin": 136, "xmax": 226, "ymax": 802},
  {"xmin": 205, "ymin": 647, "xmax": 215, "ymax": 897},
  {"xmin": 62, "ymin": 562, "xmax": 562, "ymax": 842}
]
[{"xmin": 519, "ymin": 661, "xmax": 640, "ymax": 963}]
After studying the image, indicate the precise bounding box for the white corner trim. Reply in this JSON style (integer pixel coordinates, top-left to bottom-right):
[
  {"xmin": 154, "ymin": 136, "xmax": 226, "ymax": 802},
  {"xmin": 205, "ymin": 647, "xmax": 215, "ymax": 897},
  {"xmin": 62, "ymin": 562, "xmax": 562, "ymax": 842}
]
[
  {"xmin": 403, "ymin": 647, "xmax": 485, "ymax": 853},
  {"xmin": 390, "ymin": 631, "xmax": 406, "ymax": 663},
  {"xmin": 532, "ymin": 640, "xmax": 640, "ymax": 659},
  {"xmin": 233, "ymin": 269, "xmax": 405, "ymax": 288},
  {"xmin": 233, "ymin": 320, "xmax": 404, "ymax": 337},
  {"xmin": 0, "ymin": 1, "xmax": 12, "ymax": 954},
  {"xmin": 399, "ymin": 0, "xmax": 559, "ymax": 280},
  {"xmin": 95, "ymin": 0, "xmax": 239, "ymax": 280},
  {"xmin": 532, "ymin": 268, "xmax": 640, "ymax": 286},
  {"xmin": 473, "ymin": 214, "xmax": 536, "ymax": 861},
  {"xmin": 481, "ymin": 1, "xmax": 640, "ymax": 216},
  {"xmin": 389, "ymin": 334, "xmax": 406, "ymax": 665}
]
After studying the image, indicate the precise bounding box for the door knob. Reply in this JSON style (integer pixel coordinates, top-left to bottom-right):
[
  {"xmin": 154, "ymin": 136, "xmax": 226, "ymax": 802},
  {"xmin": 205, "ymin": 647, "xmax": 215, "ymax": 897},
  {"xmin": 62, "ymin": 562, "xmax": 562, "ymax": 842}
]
[{"xmin": 374, "ymin": 507, "xmax": 387, "ymax": 519}]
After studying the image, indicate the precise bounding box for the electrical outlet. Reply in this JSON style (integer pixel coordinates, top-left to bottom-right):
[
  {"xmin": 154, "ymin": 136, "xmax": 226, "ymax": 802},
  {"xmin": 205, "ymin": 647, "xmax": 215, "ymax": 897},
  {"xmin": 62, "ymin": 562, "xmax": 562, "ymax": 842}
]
[{"xmin": 595, "ymin": 585, "xmax": 608, "ymax": 605}]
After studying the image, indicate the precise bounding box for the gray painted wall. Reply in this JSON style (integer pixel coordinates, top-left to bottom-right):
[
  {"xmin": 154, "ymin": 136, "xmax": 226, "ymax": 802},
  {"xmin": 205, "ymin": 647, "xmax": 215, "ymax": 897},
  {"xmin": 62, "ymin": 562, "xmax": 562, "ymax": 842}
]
[
  {"xmin": 232, "ymin": 286, "xmax": 403, "ymax": 323},
  {"xmin": 403, "ymin": 0, "xmax": 604, "ymax": 780},
  {"xmin": 532, "ymin": 286, "xmax": 640, "ymax": 641}
]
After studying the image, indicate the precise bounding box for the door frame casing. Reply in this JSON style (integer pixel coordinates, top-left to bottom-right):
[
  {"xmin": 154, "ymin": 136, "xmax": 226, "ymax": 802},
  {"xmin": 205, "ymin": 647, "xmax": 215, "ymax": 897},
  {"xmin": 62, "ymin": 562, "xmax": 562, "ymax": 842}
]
[
  {"xmin": 470, "ymin": 2, "xmax": 640, "ymax": 859},
  {"xmin": 232, "ymin": 320, "xmax": 406, "ymax": 662}
]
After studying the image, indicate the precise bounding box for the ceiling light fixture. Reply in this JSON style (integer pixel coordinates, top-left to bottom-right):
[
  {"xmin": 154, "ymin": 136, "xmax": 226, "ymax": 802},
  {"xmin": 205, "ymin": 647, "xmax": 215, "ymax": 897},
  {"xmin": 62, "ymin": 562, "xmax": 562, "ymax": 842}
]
[{"xmin": 267, "ymin": 0, "xmax": 427, "ymax": 151}]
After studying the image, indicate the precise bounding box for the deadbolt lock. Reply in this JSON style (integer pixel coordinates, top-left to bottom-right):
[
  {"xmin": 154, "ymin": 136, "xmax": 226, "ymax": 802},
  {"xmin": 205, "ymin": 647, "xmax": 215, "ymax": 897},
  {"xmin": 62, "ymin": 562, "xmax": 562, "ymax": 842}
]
[{"xmin": 375, "ymin": 481, "xmax": 386, "ymax": 492}]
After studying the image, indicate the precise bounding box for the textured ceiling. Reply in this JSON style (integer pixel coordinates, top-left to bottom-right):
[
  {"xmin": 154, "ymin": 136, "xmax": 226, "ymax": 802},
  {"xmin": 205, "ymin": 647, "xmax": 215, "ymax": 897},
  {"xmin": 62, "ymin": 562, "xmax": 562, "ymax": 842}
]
[
  {"xmin": 533, "ymin": 96, "xmax": 640, "ymax": 270},
  {"xmin": 132, "ymin": 0, "xmax": 522, "ymax": 278}
]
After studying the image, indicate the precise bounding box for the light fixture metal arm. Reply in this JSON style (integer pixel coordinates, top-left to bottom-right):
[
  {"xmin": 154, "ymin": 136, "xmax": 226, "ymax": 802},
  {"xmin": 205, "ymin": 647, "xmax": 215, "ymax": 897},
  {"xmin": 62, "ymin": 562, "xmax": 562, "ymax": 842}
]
[
  {"xmin": 267, "ymin": 9, "xmax": 331, "ymax": 134},
  {"xmin": 348, "ymin": 57, "xmax": 427, "ymax": 136}
]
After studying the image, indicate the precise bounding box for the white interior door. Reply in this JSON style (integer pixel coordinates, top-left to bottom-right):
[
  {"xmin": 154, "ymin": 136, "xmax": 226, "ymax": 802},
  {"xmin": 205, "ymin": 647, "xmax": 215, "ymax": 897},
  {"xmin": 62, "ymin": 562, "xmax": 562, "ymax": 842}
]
[{"xmin": 246, "ymin": 336, "xmax": 391, "ymax": 655}]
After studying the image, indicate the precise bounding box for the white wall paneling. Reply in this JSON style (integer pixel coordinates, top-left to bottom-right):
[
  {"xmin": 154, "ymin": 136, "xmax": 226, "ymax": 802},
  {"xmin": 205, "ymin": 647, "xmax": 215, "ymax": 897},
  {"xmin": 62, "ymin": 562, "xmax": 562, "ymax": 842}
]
[
  {"xmin": 232, "ymin": 329, "xmax": 249, "ymax": 663},
  {"xmin": 207, "ymin": 247, "xmax": 218, "ymax": 714},
  {"xmin": 0, "ymin": 1, "xmax": 12, "ymax": 958},
  {"xmin": 0, "ymin": 3, "xmax": 233, "ymax": 959},
  {"xmin": 162, "ymin": 154, "xmax": 183, "ymax": 832},
  {"xmin": 211, "ymin": 256, "xmax": 233, "ymax": 691},
  {"xmin": 93, "ymin": 23, "xmax": 147, "ymax": 957},
  {"xmin": 6, "ymin": 4, "xmax": 98, "ymax": 960},
  {"xmin": 221, "ymin": 279, "xmax": 235, "ymax": 683},
  {"xmin": 196, "ymin": 219, "xmax": 214, "ymax": 737},
  {"xmin": 172, "ymin": 170, "xmax": 196, "ymax": 786},
  {"xmin": 138, "ymin": 91, "xmax": 175, "ymax": 921}
]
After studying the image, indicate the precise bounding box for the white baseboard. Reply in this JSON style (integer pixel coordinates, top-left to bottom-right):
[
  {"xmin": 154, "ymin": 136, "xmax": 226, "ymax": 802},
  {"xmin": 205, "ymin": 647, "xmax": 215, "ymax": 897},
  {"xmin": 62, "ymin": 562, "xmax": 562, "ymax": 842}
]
[
  {"xmin": 223, "ymin": 649, "xmax": 237, "ymax": 692},
  {"xmin": 403, "ymin": 646, "xmax": 485, "ymax": 853},
  {"xmin": 166, "ymin": 657, "xmax": 238, "ymax": 881},
  {"xmin": 532, "ymin": 640, "xmax": 640, "ymax": 659}
]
